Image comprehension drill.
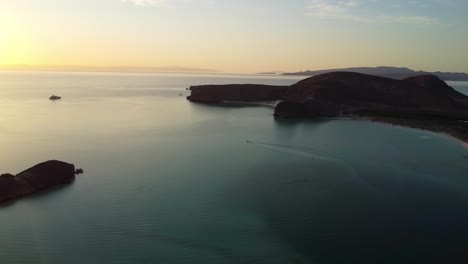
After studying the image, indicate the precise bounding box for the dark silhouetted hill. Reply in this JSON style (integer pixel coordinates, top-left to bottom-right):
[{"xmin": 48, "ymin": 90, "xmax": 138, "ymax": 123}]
[{"xmin": 187, "ymin": 72, "xmax": 468, "ymax": 142}]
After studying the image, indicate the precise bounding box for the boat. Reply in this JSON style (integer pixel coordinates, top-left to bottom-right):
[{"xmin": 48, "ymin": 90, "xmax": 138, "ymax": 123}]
[{"xmin": 49, "ymin": 95, "xmax": 62, "ymax": 100}]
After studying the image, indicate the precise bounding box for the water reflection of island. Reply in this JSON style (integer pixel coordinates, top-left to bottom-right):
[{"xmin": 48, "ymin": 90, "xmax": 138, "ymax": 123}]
[{"xmin": 187, "ymin": 72, "xmax": 468, "ymax": 143}]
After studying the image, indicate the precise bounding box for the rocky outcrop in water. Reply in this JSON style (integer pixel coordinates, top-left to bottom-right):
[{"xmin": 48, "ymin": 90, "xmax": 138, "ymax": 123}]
[
  {"xmin": 0, "ymin": 160, "xmax": 77, "ymax": 203},
  {"xmin": 188, "ymin": 72, "xmax": 468, "ymax": 142},
  {"xmin": 278, "ymin": 73, "xmax": 468, "ymax": 119},
  {"xmin": 188, "ymin": 84, "xmax": 289, "ymax": 103}
]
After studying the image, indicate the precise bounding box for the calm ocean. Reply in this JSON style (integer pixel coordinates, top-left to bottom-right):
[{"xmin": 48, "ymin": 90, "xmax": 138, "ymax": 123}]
[{"xmin": 1, "ymin": 71, "xmax": 467, "ymax": 264}]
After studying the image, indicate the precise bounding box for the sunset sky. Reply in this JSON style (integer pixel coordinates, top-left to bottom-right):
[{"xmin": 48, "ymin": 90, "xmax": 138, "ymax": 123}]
[{"xmin": 1, "ymin": 0, "xmax": 467, "ymax": 73}]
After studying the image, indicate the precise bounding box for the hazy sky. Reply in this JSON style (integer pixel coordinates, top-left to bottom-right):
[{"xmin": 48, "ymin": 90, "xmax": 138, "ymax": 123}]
[{"xmin": 1, "ymin": 0, "xmax": 467, "ymax": 73}]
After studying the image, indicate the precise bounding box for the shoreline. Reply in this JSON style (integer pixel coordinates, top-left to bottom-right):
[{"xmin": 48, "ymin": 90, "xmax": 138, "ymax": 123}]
[
  {"xmin": 277, "ymin": 114, "xmax": 468, "ymax": 147},
  {"xmin": 349, "ymin": 115, "xmax": 468, "ymax": 147}
]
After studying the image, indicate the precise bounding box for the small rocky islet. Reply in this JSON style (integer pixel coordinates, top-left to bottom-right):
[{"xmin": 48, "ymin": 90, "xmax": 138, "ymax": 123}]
[
  {"xmin": 187, "ymin": 72, "xmax": 468, "ymax": 143},
  {"xmin": 0, "ymin": 160, "xmax": 82, "ymax": 204}
]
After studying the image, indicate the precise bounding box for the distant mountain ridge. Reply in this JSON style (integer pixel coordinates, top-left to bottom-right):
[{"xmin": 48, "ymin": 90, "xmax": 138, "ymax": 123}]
[{"xmin": 283, "ymin": 66, "xmax": 468, "ymax": 81}]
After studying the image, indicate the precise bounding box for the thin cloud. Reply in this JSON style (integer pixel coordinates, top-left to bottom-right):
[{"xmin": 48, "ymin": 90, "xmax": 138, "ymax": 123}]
[
  {"xmin": 306, "ymin": 0, "xmax": 371, "ymax": 22},
  {"xmin": 306, "ymin": 0, "xmax": 439, "ymax": 25},
  {"xmin": 379, "ymin": 15, "xmax": 439, "ymax": 25}
]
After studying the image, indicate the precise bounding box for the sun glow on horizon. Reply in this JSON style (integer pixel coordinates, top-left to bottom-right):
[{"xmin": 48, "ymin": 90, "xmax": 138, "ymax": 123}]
[
  {"xmin": 1, "ymin": 1, "xmax": 468, "ymax": 73},
  {"xmin": 0, "ymin": 15, "xmax": 36, "ymax": 65}
]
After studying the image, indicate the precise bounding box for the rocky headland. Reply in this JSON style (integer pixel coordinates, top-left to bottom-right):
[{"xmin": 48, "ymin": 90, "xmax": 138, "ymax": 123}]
[
  {"xmin": 188, "ymin": 72, "xmax": 468, "ymax": 143},
  {"xmin": 187, "ymin": 84, "xmax": 289, "ymax": 103},
  {"xmin": 0, "ymin": 160, "xmax": 78, "ymax": 204}
]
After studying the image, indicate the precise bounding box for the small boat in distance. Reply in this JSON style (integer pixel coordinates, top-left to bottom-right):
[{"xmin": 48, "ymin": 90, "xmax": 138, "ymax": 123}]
[{"xmin": 49, "ymin": 95, "xmax": 62, "ymax": 100}]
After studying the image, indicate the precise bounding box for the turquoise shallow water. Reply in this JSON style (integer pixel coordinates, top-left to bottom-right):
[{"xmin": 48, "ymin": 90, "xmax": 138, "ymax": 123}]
[{"xmin": 0, "ymin": 71, "xmax": 467, "ymax": 264}]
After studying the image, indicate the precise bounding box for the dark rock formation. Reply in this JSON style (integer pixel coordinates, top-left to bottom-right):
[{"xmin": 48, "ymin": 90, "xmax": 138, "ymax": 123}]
[
  {"xmin": 187, "ymin": 84, "xmax": 288, "ymax": 103},
  {"xmin": 274, "ymin": 99, "xmax": 342, "ymax": 119},
  {"xmin": 286, "ymin": 73, "xmax": 460, "ymax": 107},
  {"xmin": 188, "ymin": 72, "xmax": 467, "ymax": 118},
  {"xmin": 0, "ymin": 174, "xmax": 32, "ymax": 202},
  {"xmin": 0, "ymin": 160, "xmax": 76, "ymax": 204},
  {"xmin": 187, "ymin": 72, "xmax": 468, "ymax": 142},
  {"xmin": 280, "ymin": 73, "xmax": 467, "ymax": 120}
]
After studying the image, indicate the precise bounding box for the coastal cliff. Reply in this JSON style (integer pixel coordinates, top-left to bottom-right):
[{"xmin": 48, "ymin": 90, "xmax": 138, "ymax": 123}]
[
  {"xmin": 187, "ymin": 72, "xmax": 468, "ymax": 142},
  {"xmin": 188, "ymin": 84, "xmax": 289, "ymax": 103},
  {"xmin": 0, "ymin": 160, "xmax": 76, "ymax": 204},
  {"xmin": 277, "ymin": 73, "xmax": 467, "ymax": 118}
]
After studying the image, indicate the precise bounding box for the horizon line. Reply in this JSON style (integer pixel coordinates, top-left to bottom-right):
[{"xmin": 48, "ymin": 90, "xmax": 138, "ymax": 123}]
[
  {"xmin": 1, "ymin": 64, "xmax": 467, "ymax": 76},
  {"xmin": 0, "ymin": 64, "xmax": 222, "ymax": 74}
]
